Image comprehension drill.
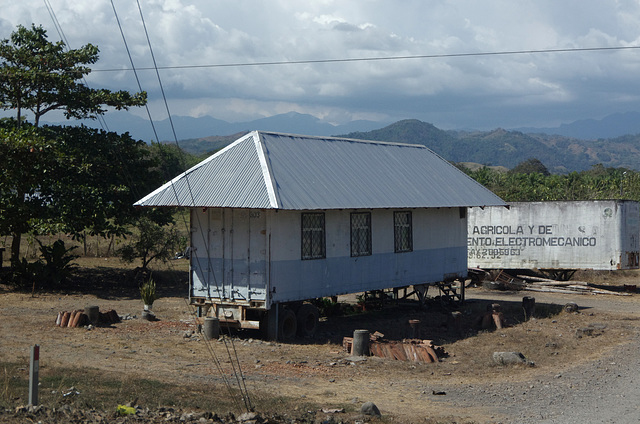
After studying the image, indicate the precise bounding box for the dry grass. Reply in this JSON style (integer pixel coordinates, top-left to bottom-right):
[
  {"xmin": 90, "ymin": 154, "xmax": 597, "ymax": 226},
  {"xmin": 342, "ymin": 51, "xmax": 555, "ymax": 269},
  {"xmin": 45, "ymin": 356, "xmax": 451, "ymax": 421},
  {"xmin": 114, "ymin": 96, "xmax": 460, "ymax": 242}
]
[{"xmin": 0, "ymin": 360, "xmax": 325, "ymax": 417}]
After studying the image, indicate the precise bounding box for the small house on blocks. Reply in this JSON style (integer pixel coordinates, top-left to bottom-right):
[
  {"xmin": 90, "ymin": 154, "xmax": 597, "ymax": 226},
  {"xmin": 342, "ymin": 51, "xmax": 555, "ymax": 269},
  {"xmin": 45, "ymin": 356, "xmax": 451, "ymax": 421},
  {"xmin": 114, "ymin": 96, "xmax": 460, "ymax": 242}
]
[{"xmin": 135, "ymin": 131, "xmax": 506, "ymax": 339}]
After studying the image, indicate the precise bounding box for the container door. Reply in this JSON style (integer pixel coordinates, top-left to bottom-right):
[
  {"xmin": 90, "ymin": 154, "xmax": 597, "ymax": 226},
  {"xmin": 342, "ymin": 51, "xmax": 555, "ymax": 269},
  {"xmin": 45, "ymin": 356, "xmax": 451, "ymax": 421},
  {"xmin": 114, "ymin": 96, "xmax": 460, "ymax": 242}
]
[
  {"xmin": 190, "ymin": 209, "xmax": 226, "ymax": 299},
  {"xmin": 190, "ymin": 208, "xmax": 210, "ymax": 298},
  {"xmin": 248, "ymin": 210, "xmax": 267, "ymax": 301},
  {"xmin": 222, "ymin": 209, "xmax": 267, "ymax": 302}
]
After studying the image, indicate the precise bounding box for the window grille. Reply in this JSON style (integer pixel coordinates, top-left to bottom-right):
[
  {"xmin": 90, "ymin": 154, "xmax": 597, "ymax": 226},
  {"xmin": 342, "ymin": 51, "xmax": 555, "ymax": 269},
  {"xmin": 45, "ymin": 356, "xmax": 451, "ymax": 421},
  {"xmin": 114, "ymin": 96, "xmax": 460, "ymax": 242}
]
[
  {"xmin": 301, "ymin": 213, "xmax": 326, "ymax": 259},
  {"xmin": 350, "ymin": 212, "xmax": 372, "ymax": 257},
  {"xmin": 394, "ymin": 211, "xmax": 413, "ymax": 253}
]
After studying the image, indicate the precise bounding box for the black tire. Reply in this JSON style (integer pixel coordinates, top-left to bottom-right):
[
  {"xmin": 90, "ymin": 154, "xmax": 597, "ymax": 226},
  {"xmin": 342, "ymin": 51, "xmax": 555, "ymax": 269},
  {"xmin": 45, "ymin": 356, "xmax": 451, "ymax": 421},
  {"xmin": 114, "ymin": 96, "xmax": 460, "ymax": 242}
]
[
  {"xmin": 296, "ymin": 303, "xmax": 319, "ymax": 337},
  {"xmin": 279, "ymin": 308, "xmax": 297, "ymax": 340}
]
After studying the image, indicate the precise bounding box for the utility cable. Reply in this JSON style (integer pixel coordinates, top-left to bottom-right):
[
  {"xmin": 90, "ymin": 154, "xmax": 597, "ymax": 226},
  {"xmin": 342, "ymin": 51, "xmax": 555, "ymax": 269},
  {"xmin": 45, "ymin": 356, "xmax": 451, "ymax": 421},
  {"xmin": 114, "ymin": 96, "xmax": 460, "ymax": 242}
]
[
  {"xmin": 43, "ymin": 0, "xmax": 110, "ymax": 133},
  {"xmin": 43, "ymin": 0, "xmax": 153, "ymax": 253},
  {"xmin": 135, "ymin": 0, "xmax": 254, "ymax": 408},
  {"xmin": 110, "ymin": 0, "xmax": 160, "ymax": 144},
  {"xmin": 43, "ymin": 0, "xmax": 68, "ymax": 46},
  {"xmin": 181, "ymin": 299, "xmax": 246, "ymax": 412},
  {"xmin": 123, "ymin": 0, "xmax": 253, "ymax": 411},
  {"xmin": 93, "ymin": 44, "xmax": 640, "ymax": 73},
  {"xmin": 110, "ymin": 2, "xmax": 241, "ymax": 408}
]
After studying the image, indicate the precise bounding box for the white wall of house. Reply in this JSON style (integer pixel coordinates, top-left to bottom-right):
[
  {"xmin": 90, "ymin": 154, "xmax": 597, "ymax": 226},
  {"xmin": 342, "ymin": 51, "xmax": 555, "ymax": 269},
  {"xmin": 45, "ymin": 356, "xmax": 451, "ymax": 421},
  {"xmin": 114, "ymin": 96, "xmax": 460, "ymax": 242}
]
[{"xmin": 190, "ymin": 207, "xmax": 468, "ymax": 307}]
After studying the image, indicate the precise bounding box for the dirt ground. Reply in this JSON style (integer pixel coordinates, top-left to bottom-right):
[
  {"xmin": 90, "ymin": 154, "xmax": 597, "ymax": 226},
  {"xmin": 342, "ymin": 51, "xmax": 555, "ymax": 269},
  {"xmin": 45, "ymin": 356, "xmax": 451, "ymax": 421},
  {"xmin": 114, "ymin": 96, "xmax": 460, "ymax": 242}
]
[{"xmin": 1, "ymin": 260, "xmax": 640, "ymax": 423}]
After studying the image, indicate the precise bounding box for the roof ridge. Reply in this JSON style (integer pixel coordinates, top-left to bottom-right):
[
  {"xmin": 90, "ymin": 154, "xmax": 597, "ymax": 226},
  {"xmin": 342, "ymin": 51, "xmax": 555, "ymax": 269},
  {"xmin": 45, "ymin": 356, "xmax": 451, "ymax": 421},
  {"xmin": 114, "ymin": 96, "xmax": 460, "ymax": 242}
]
[{"xmin": 252, "ymin": 130, "xmax": 427, "ymax": 149}]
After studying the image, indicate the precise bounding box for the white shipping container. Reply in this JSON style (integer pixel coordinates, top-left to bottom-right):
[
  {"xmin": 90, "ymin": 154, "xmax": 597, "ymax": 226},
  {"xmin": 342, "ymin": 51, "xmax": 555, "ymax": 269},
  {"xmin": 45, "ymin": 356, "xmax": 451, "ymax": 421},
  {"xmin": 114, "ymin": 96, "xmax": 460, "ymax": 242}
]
[
  {"xmin": 190, "ymin": 206, "xmax": 469, "ymax": 307},
  {"xmin": 467, "ymin": 200, "xmax": 640, "ymax": 271}
]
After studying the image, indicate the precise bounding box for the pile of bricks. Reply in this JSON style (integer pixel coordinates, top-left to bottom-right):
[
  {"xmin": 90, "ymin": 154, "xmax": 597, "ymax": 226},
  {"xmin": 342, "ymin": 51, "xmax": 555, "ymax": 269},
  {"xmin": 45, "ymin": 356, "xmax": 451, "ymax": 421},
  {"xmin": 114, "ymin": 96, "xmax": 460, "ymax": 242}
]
[{"xmin": 55, "ymin": 309, "xmax": 120, "ymax": 328}]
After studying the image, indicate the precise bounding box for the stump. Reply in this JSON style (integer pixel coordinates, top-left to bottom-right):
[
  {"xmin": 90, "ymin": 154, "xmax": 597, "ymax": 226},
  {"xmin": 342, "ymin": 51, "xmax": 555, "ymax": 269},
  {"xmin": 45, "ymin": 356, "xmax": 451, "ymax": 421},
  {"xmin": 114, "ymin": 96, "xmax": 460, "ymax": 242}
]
[
  {"xmin": 522, "ymin": 296, "xmax": 535, "ymax": 320},
  {"xmin": 203, "ymin": 317, "xmax": 220, "ymax": 340},
  {"xmin": 449, "ymin": 311, "xmax": 463, "ymax": 334},
  {"xmin": 352, "ymin": 329, "xmax": 370, "ymax": 356},
  {"xmin": 408, "ymin": 319, "xmax": 421, "ymax": 339},
  {"xmin": 481, "ymin": 303, "xmax": 505, "ymax": 329},
  {"xmin": 85, "ymin": 306, "xmax": 99, "ymax": 324}
]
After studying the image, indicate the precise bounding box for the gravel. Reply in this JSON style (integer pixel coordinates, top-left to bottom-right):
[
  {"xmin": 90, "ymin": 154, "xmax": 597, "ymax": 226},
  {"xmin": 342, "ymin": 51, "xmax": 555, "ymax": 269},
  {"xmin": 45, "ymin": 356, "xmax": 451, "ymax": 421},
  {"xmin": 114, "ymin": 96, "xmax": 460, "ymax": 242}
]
[{"xmin": 438, "ymin": 290, "xmax": 640, "ymax": 423}]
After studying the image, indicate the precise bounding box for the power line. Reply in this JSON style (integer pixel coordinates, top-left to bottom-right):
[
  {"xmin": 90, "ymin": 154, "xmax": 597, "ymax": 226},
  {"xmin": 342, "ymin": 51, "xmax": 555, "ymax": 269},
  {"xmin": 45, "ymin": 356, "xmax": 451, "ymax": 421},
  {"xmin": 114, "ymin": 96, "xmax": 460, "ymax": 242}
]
[
  {"xmin": 112, "ymin": 0, "xmax": 254, "ymax": 412},
  {"xmin": 110, "ymin": 0, "xmax": 160, "ymax": 143},
  {"xmin": 42, "ymin": 0, "xmax": 110, "ymax": 133},
  {"xmin": 43, "ymin": 0, "xmax": 69, "ymax": 47},
  {"xmin": 135, "ymin": 0, "xmax": 179, "ymax": 146},
  {"xmin": 43, "ymin": 8, "xmax": 249, "ymax": 410},
  {"xmin": 92, "ymin": 44, "xmax": 640, "ymax": 73}
]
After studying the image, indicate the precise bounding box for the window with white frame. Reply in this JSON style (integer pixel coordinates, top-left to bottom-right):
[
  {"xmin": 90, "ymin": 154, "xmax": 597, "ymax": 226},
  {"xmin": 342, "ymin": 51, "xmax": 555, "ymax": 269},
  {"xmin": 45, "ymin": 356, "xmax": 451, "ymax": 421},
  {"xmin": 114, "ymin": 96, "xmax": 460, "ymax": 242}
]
[
  {"xmin": 394, "ymin": 211, "xmax": 413, "ymax": 253},
  {"xmin": 350, "ymin": 212, "xmax": 372, "ymax": 257},
  {"xmin": 301, "ymin": 212, "xmax": 326, "ymax": 259}
]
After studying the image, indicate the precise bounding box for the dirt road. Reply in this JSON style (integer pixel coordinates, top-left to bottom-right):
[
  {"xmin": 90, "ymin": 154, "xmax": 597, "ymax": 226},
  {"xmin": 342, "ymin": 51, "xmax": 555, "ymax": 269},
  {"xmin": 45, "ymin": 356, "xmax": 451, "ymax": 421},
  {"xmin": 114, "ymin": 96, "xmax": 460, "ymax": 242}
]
[{"xmin": 452, "ymin": 289, "xmax": 640, "ymax": 423}]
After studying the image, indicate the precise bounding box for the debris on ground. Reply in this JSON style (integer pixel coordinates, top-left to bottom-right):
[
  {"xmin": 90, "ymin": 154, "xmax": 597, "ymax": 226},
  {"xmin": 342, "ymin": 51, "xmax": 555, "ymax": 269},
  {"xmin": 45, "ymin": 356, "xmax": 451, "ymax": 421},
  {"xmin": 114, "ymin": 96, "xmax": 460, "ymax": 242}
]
[
  {"xmin": 342, "ymin": 331, "xmax": 446, "ymax": 363},
  {"xmin": 360, "ymin": 401, "xmax": 381, "ymax": 417},
  {"xmin": 485, "ymin": 270, "xmax": 631, "ymax": 296},
  {"xmin": 575, "ymin": 323, "xmax": 607, "ymax": 338},
  {"xmin": 54, "ymin": 308, "xmax": 120, "ymax": 327}
]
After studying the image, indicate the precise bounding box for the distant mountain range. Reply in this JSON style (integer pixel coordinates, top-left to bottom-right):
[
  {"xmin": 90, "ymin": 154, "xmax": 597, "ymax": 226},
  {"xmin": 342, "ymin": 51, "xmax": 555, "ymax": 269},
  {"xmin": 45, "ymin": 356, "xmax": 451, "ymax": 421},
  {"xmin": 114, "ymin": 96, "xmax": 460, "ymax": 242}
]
[
  {"xmin": 54, "ymin": 110, "xmax": 640, "ymax": 143},
  {"xmin": 339, "ymin": 120, "xmax": 640, "ymax": 173},
  {"xmin": 514, "ymin": 111, "xmax": 640, "ymax": 140},
  {"xmin": 176, "ymin": 117, "xmax": 640, "ymax": 173},
  {"xmin": 59, "ymin": 110, "xmax": 388, "ymax": 142},
  {"xmin": 49, "ymin": 110, "xmax": 640, "ymax": 173}
]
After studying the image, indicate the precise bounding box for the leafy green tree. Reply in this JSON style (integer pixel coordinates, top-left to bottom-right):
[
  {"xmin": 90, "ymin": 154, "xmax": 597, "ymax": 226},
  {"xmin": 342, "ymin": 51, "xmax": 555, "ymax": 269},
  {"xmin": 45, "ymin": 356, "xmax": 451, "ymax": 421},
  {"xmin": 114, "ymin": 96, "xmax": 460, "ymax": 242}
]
[
  {"xmin": 46, "ymin": 124, "xmax": 167, "ymax": 236},
  {"xmin": 118, "ymin": 217, "xmax": 187, "ymax": 273},
  {"xmin": 0, "ymin": 24, "xmax": 153, "ymax": 267},
  {"xmin": 510, "ymin": 158, "xmax": 550, "ymax": 176},
  {"xmin": 0, "ymin": 119, "xmax": 167, "ymax": 267},
  {"xmin": 0, "ymin": 24, "xmax": 146, "ymax": 127},
  {"xmin": 146, "ymin": 142, "xmax": 192, "ymax": 182},
  {"xmin": 0, "ymin": 121, "xmax": 57, "ymax": 265},
  {"xmin": 465, "ymin": 163, "xmax": 640, "ymax": 203}
]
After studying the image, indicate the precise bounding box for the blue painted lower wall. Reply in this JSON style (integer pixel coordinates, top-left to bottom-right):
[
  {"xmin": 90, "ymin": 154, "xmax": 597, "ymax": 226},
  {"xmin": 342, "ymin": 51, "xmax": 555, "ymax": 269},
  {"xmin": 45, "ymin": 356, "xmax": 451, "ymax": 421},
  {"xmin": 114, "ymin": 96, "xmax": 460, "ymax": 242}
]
[
  {"xmin": 192, "ymin": 246, "xmax": 466, "ymax": 302},
  {"xmin": 271, "ymin": 246, "xmax": 465, "ymax": 302}
]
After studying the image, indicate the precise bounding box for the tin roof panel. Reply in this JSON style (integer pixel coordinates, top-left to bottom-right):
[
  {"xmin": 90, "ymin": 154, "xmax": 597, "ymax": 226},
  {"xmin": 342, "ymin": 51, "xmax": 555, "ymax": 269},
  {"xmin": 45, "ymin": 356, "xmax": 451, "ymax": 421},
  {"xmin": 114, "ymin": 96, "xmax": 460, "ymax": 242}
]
[{"xmin": 135, "ymin": 131, "xmax": 506, "ymax": 209}]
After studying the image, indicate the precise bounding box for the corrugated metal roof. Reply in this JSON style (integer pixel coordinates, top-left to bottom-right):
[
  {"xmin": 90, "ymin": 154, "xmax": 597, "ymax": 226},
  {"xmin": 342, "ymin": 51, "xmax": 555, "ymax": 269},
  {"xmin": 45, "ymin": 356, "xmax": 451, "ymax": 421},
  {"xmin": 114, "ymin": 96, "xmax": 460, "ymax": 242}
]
[{"xmin": 135, "ymin": 131, "xmax": 506, "ymax": 209}]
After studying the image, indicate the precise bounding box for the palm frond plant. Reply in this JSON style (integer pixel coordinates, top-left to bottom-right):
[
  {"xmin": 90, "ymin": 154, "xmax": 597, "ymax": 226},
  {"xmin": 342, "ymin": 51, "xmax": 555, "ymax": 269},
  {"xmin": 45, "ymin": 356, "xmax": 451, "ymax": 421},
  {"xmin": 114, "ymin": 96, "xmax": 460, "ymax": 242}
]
[{"xmin": 140, "ymin": 277, "xmax": 158, "ymax": 310}]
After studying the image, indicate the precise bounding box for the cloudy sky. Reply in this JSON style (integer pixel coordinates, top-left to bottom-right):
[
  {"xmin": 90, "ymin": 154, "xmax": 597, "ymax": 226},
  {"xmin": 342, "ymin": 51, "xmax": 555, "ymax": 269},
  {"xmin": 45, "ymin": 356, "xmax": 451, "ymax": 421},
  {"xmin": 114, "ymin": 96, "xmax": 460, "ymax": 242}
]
[{"xmin": 3, "ymin": 0, "xmax": 640, "ymax": 130}]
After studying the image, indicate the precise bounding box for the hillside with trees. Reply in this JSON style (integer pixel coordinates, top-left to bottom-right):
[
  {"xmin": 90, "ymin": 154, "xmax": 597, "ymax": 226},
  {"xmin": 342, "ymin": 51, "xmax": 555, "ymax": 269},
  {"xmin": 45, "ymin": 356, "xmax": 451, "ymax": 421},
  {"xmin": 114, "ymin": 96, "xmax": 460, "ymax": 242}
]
[
  {"xmin": 341, "ymin": 119, "xmax": 640, "ymax": 204},
  {"xmin": 172, "ymin": 119, "xmax": 640, "ymax": 174},
  {"xmin": 458, "ymin": 162, "xmax": 638, "ymax": 203},
  {"xmin": 340, "ymin": 120, "xmax": 640, "ymax": 173}
]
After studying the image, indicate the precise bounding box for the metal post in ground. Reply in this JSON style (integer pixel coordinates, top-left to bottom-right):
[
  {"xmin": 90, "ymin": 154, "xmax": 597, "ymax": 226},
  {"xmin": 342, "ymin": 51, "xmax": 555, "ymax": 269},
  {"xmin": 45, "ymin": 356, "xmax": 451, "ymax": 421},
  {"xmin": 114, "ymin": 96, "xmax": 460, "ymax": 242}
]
[{"xmin": 29, "ymin": 345, "xmax": 39, "ymax": 406}]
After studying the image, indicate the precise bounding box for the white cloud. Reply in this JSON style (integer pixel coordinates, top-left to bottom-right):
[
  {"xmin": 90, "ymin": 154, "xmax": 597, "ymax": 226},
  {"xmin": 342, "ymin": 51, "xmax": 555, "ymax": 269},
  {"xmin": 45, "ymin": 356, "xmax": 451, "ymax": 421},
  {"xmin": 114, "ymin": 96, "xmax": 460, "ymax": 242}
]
[{"xmin": 3, "ymin": 0, "xmax": 640, "ymax": 129}]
